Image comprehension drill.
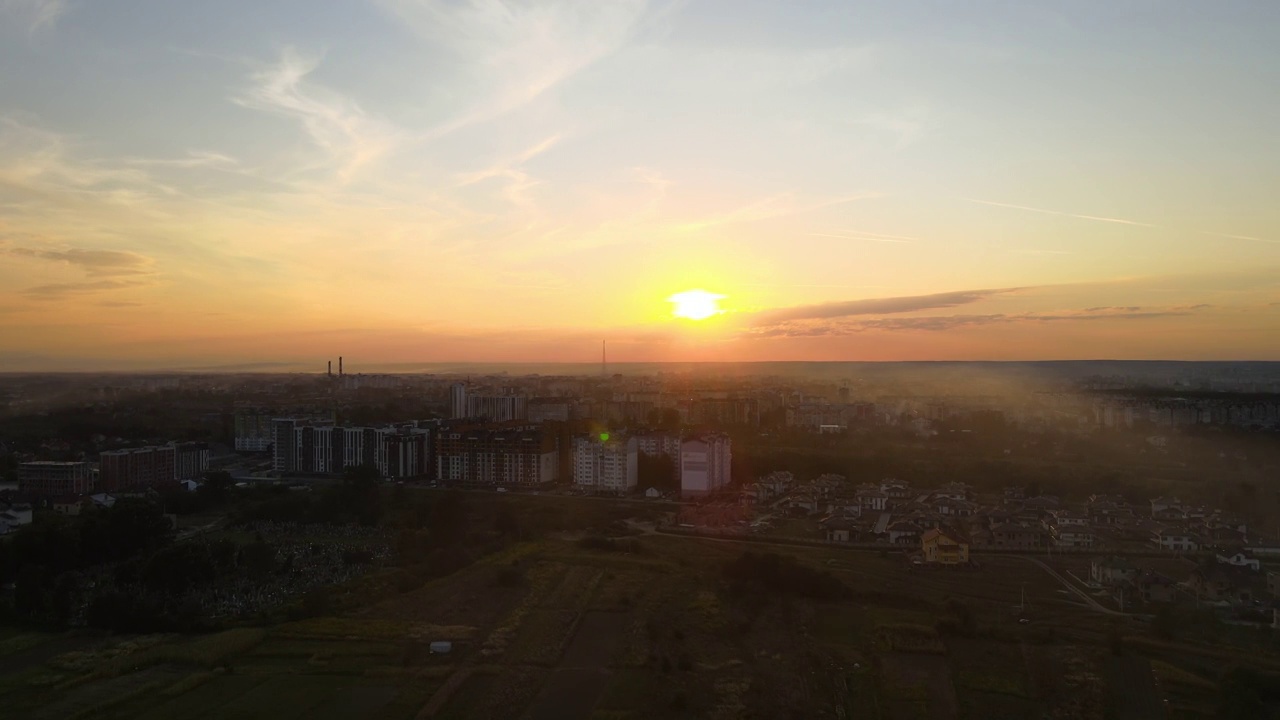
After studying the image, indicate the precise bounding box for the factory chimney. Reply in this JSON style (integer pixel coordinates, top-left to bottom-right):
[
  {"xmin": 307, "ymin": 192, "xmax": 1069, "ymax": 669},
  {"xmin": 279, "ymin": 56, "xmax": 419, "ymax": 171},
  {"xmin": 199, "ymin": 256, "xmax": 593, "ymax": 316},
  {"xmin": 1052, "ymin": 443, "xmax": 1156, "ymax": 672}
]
[
  {"xmin": 339, "ymin": 357, "xmax": 343, "ymax": 376},
  {"xmin": 327, "ymin": 360, "xmax": 332, "ymax": 376}
]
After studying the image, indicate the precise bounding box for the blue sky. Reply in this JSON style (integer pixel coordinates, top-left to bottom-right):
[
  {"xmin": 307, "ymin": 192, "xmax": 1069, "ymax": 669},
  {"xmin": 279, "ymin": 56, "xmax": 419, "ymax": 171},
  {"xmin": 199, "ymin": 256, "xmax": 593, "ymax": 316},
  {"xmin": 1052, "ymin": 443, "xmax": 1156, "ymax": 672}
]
[{"xmin": 1, "ymin": 0, "xmax": 1278, "ymax": 368}]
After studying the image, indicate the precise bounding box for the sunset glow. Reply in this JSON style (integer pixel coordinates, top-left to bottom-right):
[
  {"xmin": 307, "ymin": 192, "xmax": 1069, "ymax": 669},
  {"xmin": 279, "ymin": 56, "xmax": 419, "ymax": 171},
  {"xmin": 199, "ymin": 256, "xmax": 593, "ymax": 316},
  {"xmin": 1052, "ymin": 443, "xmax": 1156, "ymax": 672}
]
[
  {"xmin": 668, "ymin": 291, "xmax": 726, "ymax": 321},
  {"xmin": 0, "ymin": 2, "xmax": 1277, "ymax": 369}
]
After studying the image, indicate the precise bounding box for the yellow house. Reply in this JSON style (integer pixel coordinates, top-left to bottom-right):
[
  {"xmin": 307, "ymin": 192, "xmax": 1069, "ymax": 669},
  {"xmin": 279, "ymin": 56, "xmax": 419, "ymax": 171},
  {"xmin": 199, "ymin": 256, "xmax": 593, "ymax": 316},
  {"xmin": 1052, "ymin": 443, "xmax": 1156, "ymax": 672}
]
[{"xmin": 921, "ymin": 528, "xmax": 970, "ymax": 565}]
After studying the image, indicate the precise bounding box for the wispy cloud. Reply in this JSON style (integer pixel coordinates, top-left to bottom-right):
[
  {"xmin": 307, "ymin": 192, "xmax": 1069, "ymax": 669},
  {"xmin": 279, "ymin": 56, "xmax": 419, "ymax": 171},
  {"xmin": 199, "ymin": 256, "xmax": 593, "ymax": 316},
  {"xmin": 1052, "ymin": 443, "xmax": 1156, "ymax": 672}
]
[
  {"xmin": 751, "ymin": 287, "xmax": 1020, "ymax": 325},
  {"xmin": 1, "ymin": 0, "xmax": 67, "ymax": 34},
  {"xmin": 23, "ymin": 278, "xmax": 150, "ymax": 300},
  {"xmin": 6, "ymin": 247, "xmax": 152, "ymax": 277},
  {"xmin": 967, "ymin": 198, "xmax": 1155, "ymax": 227},
  {"xmin": 455, "ymin": 133, "xmax": 564, "ymax": 207},
  {"xmin": 378, "ymin": 0, "xmax": 653, "ymax": 136},
  {"xmin": 971, "ymin": 198, "xmax": 1277, "ymax": 245},
  {"xmin": 235, "ymin": 48, "xmax": 405, "ymax": 183},
  {"xmin": 748, "ymin": 304, "xmax": 1212, "ymax": 337}
]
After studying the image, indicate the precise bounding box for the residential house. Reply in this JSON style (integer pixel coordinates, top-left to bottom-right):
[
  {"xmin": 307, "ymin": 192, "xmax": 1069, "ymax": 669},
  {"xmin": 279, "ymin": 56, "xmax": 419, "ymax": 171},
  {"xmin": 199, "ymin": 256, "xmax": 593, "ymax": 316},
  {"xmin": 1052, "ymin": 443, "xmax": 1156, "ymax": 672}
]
[
  {"xmin": 1189, "ymin": 562, "xmax": 1261, "ymax": 604},
  {"xmin": 880, "ymin": 479, "xmax": 913, "ymax": 502},
  {"xmin": 1153, "ymin": 528, "xmax": 1199, "ymax": 552},
  {"xmin": 1267, "ymin": 570, "xmax": 1280, "ymax": 598},
  {"xmin": 935, "ymin": 497, "xmax": 977, "ymax": 517},
  {"xmin": 1055, "ymin": 527, "xmax": 1096, "ymax": 548},
  {"xmin": 821, "ymin": 516, "xmax": 859, "ymax": 544},
  {"xmin": 1215, "ymin": 549, "xmax": 1261, "ymax": 572},
  {"xmin": 887, "ymin": 521, "xmax": 924, "ymax": 545},
  {"xmin": 1054, "ymin": 509, "xmax": 1090, "ymax": 527},
  {"xmin": 857, "ymin": 486, "xmax": 888, "ymax": 512},
  {"xmin": 1003, "ymin": 486, "xmax": 1026, "ymax": 502},
  {"xmin": 0, "ymin": 504, "xmax": 34, "ymax": 533},
  {"xmin": 1135, "ymin": 572, "xmax": 1179, "ymax": 603},
  {"xmin": 1150, "ymin": 496, "xmax": 1182, "ymax": 516},
  {"xmin": 1091, "ymin": 557, "xmax": 1139, "ymax": 586},
  {"xmin": 990, "ymin": 522, "xmax": 1049, "ymax": 549},
  {"xmin": 51, "ymin": 495, "xmax": 84, "ymax": 515},
  {"xmin": 921, "ymin": 527, "xmax": 970, "ymax": 565},
  {"xmin": 934, "ymin": 482, "xmax": 970, "ymax": 501}
]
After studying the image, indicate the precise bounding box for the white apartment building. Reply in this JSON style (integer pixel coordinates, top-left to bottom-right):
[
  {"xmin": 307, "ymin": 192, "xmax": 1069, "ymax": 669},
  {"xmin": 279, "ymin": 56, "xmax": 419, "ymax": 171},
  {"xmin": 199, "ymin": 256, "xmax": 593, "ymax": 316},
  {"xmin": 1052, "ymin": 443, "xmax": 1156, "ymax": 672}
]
[
  {"xmin": 573, "ymin": 436, "xmax": 638, "ymax": 495},
  {"xmin": 449, "ymin": 383, "xmax": 468, "ymax": 419},
  {"xmin": 679, "ymin": 434, "xmax": 732, "ymax": 497}
]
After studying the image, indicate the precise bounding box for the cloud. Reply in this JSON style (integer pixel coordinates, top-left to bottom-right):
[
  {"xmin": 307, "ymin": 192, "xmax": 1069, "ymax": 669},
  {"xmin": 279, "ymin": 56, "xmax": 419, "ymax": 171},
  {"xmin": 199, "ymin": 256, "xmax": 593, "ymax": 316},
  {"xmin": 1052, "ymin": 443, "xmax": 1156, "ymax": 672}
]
[
  {"xmin": 967, "ymin": 198, "xmax": 1155, "ymax": 227},
  {"xmin": 235, "ymin": 49, "xmax": 405, "ymax": 183},
  {"xmin": 22, "ymin": 279, "xmax": 149, "ymax": 299},
  {"xmin": 752, "ymin": 287, "xmax": 1019, "ymax": 325},
  {"xmin": 2, "ymin": 0, "xmax": 66, "ymax": 34},
  {"xmin": 6, "ymin": 247, "xmax": 152, "ymax": 277},
  {"xmin": 455, "ymin": 133, "xmax": 564, "ymax": 207},
  {"xmin": 123, "ymin": 151, "xmax": 239, "ymax": 170},
  {"xmin": 971, "ymin": 198, "xmax": 1277, "ymax": 245},
  {"xmin": 748, "ymin": 304, "xmax": 1212, "ymax": 337},
  {"xmin": 377, "ymin": 0, "xmax": 653, "ymax": 135}
]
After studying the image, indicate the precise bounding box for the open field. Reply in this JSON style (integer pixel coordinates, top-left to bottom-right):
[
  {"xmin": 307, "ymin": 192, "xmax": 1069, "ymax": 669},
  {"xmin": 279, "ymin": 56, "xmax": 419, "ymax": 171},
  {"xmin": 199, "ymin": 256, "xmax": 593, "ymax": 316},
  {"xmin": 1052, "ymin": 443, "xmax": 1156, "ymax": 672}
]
[{"xmin": 4, "ymin": 523, "xmax": 1276, "ymax": 719}]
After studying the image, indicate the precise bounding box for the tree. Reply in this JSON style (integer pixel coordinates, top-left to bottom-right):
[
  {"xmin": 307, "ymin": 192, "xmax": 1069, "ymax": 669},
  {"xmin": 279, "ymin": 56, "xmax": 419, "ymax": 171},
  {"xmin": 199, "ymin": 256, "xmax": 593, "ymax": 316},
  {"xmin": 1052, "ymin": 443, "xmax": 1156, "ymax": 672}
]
[{"xmin": 639, "ymin": 453, "xmax": 677, "ymax": 493}]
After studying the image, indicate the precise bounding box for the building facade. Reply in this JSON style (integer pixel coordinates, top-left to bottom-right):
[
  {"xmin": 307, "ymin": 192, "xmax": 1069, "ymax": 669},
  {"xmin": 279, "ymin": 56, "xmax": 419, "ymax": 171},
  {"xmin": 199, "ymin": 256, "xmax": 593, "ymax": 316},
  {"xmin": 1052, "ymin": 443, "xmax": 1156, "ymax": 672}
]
[
  {"xmin": 466, "ymin": 395, "xmax": 527, "ymax": 423},
  {"xmin": 449, "ymin": 383, "xmax": 468, "ymax": 419},
  {"xmin": 18, "ymin": 461, "xmax": 92, "ymax": 497},
  {"xmin": 435, "ymin": 425, "xmax": 558, "ymax": 486},
  {"xmin": 99, "ymin": 445, "xmax": 177, "ymax": 492},
  {"xmin": 573, "ymin": 436, "xmax": 638, "ymax": 494},
  {"xmin": 679, "ymin": 433, "xmax": 732, "ymax": 497},
  {"xmin": 272, "ymin": 420, "xmax": 431, "ymax": 479}
]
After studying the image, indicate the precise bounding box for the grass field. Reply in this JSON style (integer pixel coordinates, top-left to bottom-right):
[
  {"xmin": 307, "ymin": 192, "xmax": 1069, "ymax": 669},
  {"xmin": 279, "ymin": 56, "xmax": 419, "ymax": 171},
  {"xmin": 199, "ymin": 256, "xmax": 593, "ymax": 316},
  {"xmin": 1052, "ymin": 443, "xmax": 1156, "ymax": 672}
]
[{"xmin": 7, "ymin": 523, "xmax": 1280, "ymax": 719}]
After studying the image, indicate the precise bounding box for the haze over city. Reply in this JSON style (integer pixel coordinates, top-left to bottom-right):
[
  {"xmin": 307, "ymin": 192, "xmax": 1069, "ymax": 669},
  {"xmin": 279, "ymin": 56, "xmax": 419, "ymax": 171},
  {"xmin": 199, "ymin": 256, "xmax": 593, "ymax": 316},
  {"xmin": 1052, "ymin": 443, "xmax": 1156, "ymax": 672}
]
[{"xmin": 1, "ymin": 1, "xmax": 1278, "ymax": 370}]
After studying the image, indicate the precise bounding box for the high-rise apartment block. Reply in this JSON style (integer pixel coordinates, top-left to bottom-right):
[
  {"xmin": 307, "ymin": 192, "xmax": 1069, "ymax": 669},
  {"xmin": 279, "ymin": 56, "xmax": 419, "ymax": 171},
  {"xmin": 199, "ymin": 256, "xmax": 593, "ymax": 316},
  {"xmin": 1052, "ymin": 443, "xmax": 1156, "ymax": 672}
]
[
  {"xmin": 272, "ymin": 420, "xmax": 431, "ymax": 479},
  {"xmin": 679, "ymin": 433, "xmax": 732, "ymax": 497},
  {"xmin": 99, "ymin": 442, "xmax": 210, "ymax": 491},
  {"xmin": 466, "ymin": 395, "xmax": 527, "ymax": 422},
  {"xmin": 449, "ymin": 383, "xmax": 468, "ymax": 419},
  {"xmin": 18, "ymin": 461, "xmax": 92, "ymax": 497},
  {"xmin": 435, "ymin": 425, "xmax": 558, "ymax": 486},
  {"xmin": 573, "ymin": 435, "xmax": 638, "ymax": 494},
  {"xmin": 99, "ymin": 445, "xmax": 176, "ymax": 492}
]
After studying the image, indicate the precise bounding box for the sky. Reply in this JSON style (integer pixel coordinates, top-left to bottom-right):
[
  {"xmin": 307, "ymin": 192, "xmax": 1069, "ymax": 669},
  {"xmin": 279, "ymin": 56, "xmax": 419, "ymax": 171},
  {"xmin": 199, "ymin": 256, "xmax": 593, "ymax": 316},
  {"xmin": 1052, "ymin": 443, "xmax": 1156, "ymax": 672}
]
[{"xmin": 1, "ymin": 0, "xmax": 1278, "ymax": 370}]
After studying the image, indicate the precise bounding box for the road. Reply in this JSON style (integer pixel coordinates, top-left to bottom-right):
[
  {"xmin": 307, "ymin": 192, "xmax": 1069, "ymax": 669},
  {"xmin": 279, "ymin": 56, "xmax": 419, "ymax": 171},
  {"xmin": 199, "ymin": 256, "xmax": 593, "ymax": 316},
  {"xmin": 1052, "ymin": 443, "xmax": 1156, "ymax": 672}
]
[{"xmin": 1007, "ymin": 555, "xmax": 1127, "ymax": 615}]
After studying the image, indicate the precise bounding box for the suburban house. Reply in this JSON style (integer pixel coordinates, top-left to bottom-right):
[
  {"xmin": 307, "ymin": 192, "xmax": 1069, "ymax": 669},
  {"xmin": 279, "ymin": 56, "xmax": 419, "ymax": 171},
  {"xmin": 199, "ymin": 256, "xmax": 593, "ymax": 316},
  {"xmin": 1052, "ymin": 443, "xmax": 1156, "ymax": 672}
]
[
  {"xmin": 880, "ymin": 479, "xmax": 913, "ymax": 501},
  {"xmin": 935, "ymin": 497, "xmax": 977, "ymax": 517},
  {"xmin": 1188, "ymin": 562, "xmax": 1261, "ymax": 604},
  {"xmin": 1135, "ymin": 572, "xmax": 1179, "ymax": 604},
  {"xmin": 1003, "ymin": 486, "xmax": 1026, "ymax": 502},
  {"xmin": 856, "ymin": 487, "xmax": 888, "ymax": 512},
  {"xmin": 51, "ymin": 495, "xmax": 85, "ymax": 515},
  {"xmin": 887, "ymin": 521, "xmax": 924, "ymax": 545},
  {"xmin": 1268, "ymin": 571, "xmax": 1280, "ymax": 598},
  {"xmin": 921, "ymin": 527, "xmax": 970, "ymax": 565},
  {"xmin": 1055, "ymin": 527, "xmax": 1096, "ymax": 549},
  {"xmin": 990, "ymin": 522, "xmax": 1049, "ymax": 549},
  {"xmin": 1091, "ymin": 557, "xmax": 1139, "ymax": 586},
  {"xmin": 821, "ymin": 516, "xmax": 859, "ymax": 544},
  {"xmin": 934, "ymin": 482, "xmax": 970, "ymax": 501},
  {"xmin": 1153, "ymin": 528, "xmax": 1199, "ymax": 552},
  {"xmin": 1054, "ymin": 509, "xmax": 1090, "ymax": 527},
  {"xmin": 1151, "ymin": 496, "xmax": 1182, "ymax": 515},
  {"xmin": 1215, "ymin": 549, "xmax": 1261, "ymax": 572}
]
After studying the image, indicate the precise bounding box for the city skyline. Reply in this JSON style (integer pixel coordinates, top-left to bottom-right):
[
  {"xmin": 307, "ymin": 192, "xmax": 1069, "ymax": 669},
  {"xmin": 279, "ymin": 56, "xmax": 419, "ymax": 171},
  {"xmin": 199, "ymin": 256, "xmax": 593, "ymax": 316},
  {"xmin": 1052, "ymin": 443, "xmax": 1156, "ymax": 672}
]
[{"xmin": 2, "ymin": 1, "xmax": 1279, "ymax": 370}]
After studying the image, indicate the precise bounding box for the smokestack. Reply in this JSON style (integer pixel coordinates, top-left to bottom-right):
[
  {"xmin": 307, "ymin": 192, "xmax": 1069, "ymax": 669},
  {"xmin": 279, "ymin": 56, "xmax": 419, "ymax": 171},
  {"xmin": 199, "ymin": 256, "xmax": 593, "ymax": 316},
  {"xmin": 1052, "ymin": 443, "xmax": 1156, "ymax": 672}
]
[
  {"xmin": 327, "ymin": 360, "xmax": 332, "ymax": 376},
  {"xmin": 339, "ymin": 356, "xmax": 343, "ymax": 376}
]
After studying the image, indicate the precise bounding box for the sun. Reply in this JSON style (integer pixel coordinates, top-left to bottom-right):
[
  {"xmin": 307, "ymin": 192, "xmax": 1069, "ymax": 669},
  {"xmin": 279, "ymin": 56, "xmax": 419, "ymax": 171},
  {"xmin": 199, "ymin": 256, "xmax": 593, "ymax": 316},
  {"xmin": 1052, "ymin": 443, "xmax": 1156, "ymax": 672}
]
[{"xmin": 668, "ymin": 289, "xmax": 725, "ymax": 320}]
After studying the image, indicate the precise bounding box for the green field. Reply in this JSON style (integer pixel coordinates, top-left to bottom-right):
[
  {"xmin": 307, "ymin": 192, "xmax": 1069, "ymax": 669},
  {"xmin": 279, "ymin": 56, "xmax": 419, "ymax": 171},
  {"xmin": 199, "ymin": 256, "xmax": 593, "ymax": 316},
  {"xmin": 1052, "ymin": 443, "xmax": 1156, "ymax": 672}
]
[{"xmin": 1, "ymin": 528, "xmax": 1258, "ymax": 719}]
